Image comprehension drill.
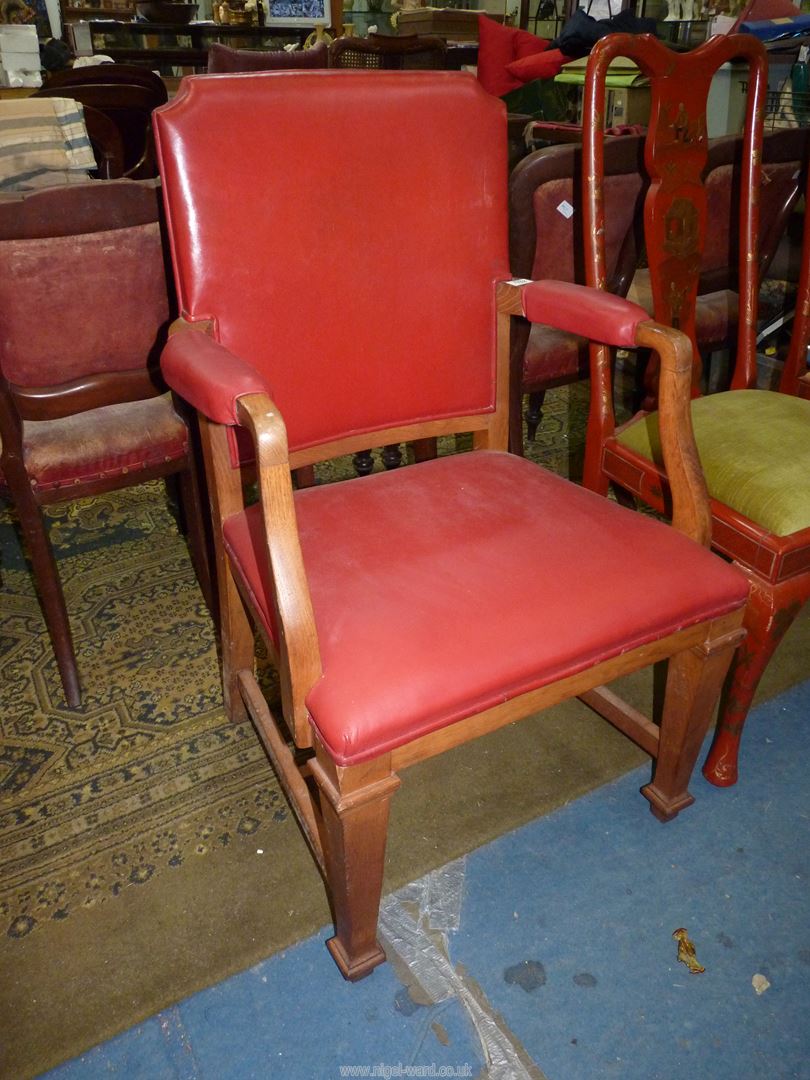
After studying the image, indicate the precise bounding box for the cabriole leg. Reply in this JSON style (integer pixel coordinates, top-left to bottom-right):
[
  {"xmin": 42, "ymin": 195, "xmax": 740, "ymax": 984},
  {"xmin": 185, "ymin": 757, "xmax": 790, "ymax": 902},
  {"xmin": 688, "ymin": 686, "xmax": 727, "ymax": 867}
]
[{"xmin": 703, "ymin": 574, "xmax": 809, "ymax": 787}]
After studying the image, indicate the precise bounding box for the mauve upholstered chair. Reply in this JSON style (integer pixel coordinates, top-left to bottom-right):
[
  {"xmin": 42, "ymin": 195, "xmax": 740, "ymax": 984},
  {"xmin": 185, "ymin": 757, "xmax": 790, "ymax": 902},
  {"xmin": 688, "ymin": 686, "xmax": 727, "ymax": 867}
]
[{"xmin": 0, "ymin": 179, "xmax": 211, "ymax": 707}]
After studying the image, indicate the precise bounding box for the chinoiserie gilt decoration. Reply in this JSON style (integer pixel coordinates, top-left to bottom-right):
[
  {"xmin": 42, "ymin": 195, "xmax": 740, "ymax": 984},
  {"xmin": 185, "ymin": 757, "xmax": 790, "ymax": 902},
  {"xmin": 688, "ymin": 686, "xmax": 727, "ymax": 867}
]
[{"xmin": 581, "ymin": 32, "xmax": 810, "ymax": 787}]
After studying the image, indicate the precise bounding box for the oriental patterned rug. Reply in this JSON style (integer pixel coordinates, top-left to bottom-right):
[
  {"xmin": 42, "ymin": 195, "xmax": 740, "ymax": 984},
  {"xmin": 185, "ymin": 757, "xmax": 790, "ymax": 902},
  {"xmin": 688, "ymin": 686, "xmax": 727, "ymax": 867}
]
[{"xmin": 1, "ymin": 383, "xmax": 806, "ymax": 1079}]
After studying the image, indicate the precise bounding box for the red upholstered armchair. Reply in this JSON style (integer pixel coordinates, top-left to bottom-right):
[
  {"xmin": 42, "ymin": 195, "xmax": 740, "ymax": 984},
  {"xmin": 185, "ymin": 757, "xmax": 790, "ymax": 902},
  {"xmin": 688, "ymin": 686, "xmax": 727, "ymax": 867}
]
[
  {"xmin": 0, "ymin": 179, "xmax": 211, "ymax": 708},
  {"xmin": 154, "ymin": 71, "xmax": 747, "ymax": 981}
]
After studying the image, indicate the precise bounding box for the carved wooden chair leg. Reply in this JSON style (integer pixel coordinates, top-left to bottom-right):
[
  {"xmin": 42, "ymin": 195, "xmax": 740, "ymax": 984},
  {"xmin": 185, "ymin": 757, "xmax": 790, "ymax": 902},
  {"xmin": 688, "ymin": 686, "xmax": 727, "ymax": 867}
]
[
  {"xmin": 353, "ymin": 450, "xmax": 375, "ymax": 477},
  {"xmin": 381, "ymin": 444, "xmax": 403, "ymax": 470},
  {"xmin": 293, "ymin": 465, "xmax": 316, "ymax": 489},
  {"xmin": 310, "ymin": 741, "xmax": 401, "ymax": 981},
  {"xmin": 525, "ymin": 390, "xmax": 546, "ymax": 442},
  {"xmin": 217, "ymin": 561, "xmax": 254, "ymax": 724},
  {"xmin": 411, "ymin": 437, "xmax": 437, "ymax": 463},
  {"xmin": 508, "ymin": 397, "xmax": 524, "ymax": 456},
  {"xmin": 703, "ymin": 572, "xmax": 810, "ymax": 787},
  {"xmin": 177, "ymin": 466, "xmax": 215, "ymax": 617},
  {"xmin": 642, "ymin": 612, "xmax": 745, "ymax": 821},
  {"xmin": 15, "ymin": 493, "xmax": 81, "ymax": 707}
]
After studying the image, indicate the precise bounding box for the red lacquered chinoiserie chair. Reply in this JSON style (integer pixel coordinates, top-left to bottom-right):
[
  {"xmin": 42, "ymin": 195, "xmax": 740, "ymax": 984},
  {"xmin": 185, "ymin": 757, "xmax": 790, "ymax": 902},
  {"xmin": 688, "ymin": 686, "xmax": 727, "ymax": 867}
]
[
  {"xmin": 628, "ymin": 125, "xmax": 810, "ymax": 404},
  {"xmin": 580, "ymin": 33, "xmax": 810, "ymax": 787},
  {"xmin": 153, "ymin": 70, "xmax": 748, "ymax": 980},
  {"xmin": 0, "ymin": 179, "xmax": 211, "ymax": 708}
]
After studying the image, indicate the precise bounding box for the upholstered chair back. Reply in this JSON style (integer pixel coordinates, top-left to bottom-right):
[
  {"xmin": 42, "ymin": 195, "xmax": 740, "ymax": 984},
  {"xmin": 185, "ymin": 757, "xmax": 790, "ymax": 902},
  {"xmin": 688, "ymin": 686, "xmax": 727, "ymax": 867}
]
[{"xmin": 154, "ymin": 71, "xmax": 510, "ymax": 455}]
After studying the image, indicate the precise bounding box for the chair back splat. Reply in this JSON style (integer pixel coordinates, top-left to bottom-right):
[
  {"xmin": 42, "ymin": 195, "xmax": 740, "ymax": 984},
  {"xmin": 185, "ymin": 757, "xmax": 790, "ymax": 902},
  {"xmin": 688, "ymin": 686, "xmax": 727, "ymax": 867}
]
[
  {"xmin": 580, "ymin": 33, "xmax": 810, "ymax": 788},
  {"xmin": 154, "ymin": 70, "xmax": 748, "ymax": 981}
]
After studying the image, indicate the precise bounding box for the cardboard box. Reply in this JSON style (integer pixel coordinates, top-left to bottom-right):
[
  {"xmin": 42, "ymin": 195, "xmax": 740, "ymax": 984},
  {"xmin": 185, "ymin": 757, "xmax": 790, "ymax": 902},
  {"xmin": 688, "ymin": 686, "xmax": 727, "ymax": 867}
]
[
  {"xmin": 0, "ymin": 25, "xmax": 40, "ymax": 54},
  {"xmin": 0, "ymin": 68, "xmax": 43, "ymax": 88},
  {"xmin": 555, "ymin": 56, "xmax": 651, "ymax": 128},
  {"xmin": 0, "ymin": 50, "xmax": 41, "ymax": 70}
]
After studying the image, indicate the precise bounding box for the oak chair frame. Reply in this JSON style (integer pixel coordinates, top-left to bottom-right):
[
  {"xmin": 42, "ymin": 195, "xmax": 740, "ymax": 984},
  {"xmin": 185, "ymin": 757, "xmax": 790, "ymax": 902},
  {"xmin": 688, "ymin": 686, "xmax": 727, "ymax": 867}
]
[
  {"xmin": 166, "ymin": 288, "xmax": 745, "ymax": 979},
  {"xmin": 154, "ymin": 71, "xmax": 746, "ymax": 980}
]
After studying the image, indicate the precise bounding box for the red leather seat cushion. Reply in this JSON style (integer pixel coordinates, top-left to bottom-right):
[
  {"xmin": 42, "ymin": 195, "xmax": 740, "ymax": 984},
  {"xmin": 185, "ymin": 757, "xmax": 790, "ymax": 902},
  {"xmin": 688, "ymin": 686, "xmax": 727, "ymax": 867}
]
[
  {"xmin": 223, "ymin": 452, "xmax": 747, "ymax": 766},
  {"xmin": 7, "ymin": 394, "xmax": 188, "ymax": 493}
]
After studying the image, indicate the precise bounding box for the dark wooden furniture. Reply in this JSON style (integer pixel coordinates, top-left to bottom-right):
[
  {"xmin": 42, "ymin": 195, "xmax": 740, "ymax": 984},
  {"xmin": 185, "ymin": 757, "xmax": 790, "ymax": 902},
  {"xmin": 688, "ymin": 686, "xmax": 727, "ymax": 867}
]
[
  {"xmin": 34, "ymin": 81, "xmax": 167, "ymax": 179},
  {"xmin": 153, "ymin": 70, "xmax": 747, "ymax": 980},
  {"xmin": 82, "ymin": 102, "xmax": 127, "ymax": 178},
  {"xmin": 0, "ymin": 179, "xmax": 211, "ymax": 707},
  {"xmin": 44, "ymin": 61, "xmax": 169, "ymax": 99},
  {"xmin": 328, "ymin": 32, "xmax": 447, "ymax": 69},
  {"xmin": 77, "ymin": 19, "xmax": 317, "ymax": 72},
  {"xmin": 508, "ymin": 133, "xmax": 646, "ymax": 453},
  {"xmin": 580, "ymin": 32, "xmax": 810, "ymax": 787}
]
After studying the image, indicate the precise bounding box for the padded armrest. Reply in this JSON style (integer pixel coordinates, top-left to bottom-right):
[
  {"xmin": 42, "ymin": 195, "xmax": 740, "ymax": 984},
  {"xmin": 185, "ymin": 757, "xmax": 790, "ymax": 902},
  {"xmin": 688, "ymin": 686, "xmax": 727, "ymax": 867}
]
[
  {"xmin": 161, "ymin": 325, "xmax": 272, "ymax": 425},
  {"xmin": 517, "ymin": 280, "xmax": 650, "ymax": 347}
]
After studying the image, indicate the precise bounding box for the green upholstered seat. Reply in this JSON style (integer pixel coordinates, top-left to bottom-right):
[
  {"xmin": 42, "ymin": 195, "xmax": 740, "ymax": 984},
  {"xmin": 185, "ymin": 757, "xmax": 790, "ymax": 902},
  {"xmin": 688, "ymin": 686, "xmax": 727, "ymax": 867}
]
[{"xmin": 617, "ymin": 390, "xmax": 810, "ymax": 537}]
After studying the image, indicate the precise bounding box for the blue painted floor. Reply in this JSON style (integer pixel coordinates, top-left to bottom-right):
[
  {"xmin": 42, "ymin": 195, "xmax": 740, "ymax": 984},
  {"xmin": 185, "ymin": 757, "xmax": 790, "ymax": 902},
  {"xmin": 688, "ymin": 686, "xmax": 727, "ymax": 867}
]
[{"xmin": 47, "ymin": 681, "xmax": 810, "ymax": 1080}]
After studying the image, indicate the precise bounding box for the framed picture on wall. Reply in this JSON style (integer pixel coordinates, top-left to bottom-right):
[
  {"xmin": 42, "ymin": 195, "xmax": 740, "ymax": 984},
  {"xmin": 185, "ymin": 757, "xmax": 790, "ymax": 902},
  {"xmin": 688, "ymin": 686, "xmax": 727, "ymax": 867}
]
[{"xmin": 265, "ymin": 0, "xmax": 331, "ymax": 25}]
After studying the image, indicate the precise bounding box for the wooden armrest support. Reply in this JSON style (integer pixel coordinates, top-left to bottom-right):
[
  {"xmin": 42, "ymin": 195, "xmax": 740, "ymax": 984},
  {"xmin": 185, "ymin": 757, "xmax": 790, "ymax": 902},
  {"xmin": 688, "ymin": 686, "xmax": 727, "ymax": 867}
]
[
  {"xmin": 497, "ymin": 279, "xmax": 711, "ymax": 547},
  {"xmin": 635, "ymin": 321, "xmax": 712, "ymax": 547},
  {"xmin": 162, "ymin": 318, "xmax": 272, "ymax": 425},
  {"xmin": 235, "ymin": 394, "xmax": 322, "ymax": 747}
]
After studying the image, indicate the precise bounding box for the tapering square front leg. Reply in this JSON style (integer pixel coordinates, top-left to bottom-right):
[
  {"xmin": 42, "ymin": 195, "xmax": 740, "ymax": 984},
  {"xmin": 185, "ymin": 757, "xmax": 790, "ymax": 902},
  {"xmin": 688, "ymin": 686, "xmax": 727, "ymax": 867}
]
[
  {"xmin": 643, "ymin": 612, "xmax": 746, "ymax": 821},
  {"xmin": 311, "ymin": 742, "xmax": 400, "ymax": 981}
]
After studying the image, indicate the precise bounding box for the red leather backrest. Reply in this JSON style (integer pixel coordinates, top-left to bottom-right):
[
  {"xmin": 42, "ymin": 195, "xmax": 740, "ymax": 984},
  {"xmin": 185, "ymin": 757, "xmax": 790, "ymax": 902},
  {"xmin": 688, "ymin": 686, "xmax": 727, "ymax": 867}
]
[{"xmin": 153, "ymin": 71, "xmax": 510, "ymax": 453}]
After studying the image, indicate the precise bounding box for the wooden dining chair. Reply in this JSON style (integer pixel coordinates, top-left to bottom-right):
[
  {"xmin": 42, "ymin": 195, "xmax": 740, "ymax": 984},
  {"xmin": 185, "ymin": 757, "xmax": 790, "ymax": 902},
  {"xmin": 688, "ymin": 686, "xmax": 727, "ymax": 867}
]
[
  {"xmin": 580, "ymin": 32, "xmax": 810, "ymax": 787},
  {"xmin": 328, "ymin": 33, "xmax": 447, "ymax": 69},
  {"xmin": 44, "ymin": 62, "xmax": 169, "ymax": 100},
  {"xmin": 82, "ymin": 102, "xmax": 127, "ymax": 179},
  {"xmin": 207, "ymin": 40, "xmax": 329, "ymax": 72},
  {"xmin": 153, "ymin": 70, "xmax": 747, "ymax": 980},
  {"xmin": 34, "ymin": 82, "xmax": 166, "ymax": 179},
  {"xmin": 0, "ymin": 179, "xmax": 211, "ymax": 708}
]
